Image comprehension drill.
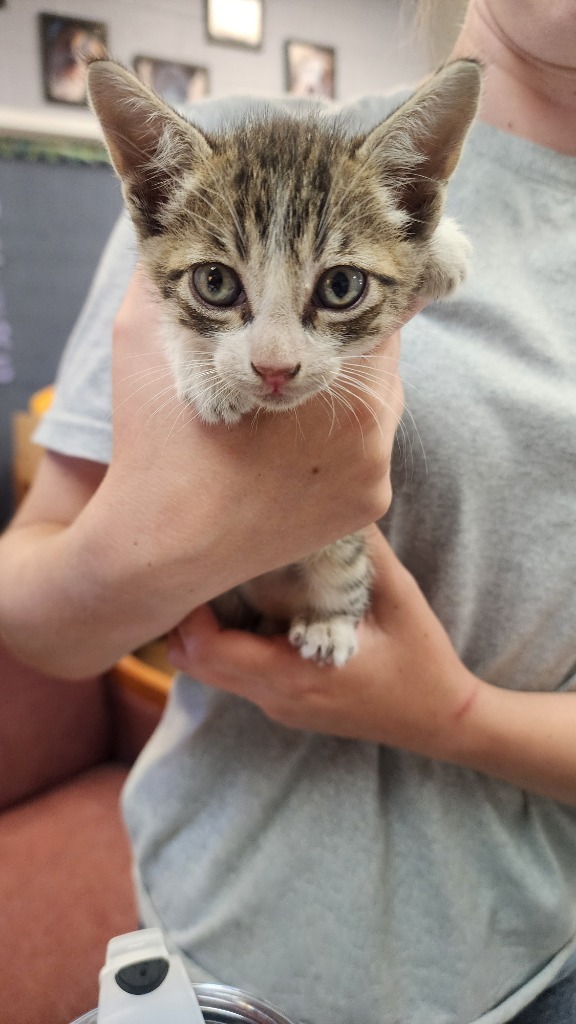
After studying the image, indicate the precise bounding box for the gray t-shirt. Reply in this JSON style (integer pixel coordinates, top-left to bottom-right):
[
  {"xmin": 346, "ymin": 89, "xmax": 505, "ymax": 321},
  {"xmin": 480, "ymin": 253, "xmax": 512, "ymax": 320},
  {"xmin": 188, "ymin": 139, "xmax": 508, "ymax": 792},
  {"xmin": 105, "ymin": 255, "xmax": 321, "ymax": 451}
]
[{"xmin": 35, "ymin": 92, "xmax": 576, "ymax": 1024}]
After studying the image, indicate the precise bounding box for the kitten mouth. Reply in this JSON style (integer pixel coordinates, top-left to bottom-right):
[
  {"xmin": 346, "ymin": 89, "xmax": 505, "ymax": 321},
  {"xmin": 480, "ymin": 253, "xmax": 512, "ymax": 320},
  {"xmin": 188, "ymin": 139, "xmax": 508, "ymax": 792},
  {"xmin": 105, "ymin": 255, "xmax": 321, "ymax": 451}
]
[{"xmin": 257, "ymin": 390, "xmax": 307, "ymax": 411}]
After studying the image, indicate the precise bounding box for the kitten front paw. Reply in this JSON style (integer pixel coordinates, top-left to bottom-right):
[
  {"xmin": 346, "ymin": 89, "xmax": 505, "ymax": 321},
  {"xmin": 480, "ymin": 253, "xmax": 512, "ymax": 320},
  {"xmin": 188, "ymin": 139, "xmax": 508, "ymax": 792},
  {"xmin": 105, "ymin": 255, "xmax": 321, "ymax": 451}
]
[
  {"xmin": 420, "ymin": 217, "xmax": 472, "ymax": 300},
  {"xmin": 289, "ymin": 616, "xmax": 359, "ymax": 668}
]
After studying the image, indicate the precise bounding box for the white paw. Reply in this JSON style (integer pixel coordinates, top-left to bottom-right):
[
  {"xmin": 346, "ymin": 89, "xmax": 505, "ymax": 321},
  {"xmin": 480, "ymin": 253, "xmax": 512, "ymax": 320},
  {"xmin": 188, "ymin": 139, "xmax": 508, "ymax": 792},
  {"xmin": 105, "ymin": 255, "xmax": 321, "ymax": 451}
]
[
  {"xmin": 423, "ymin": 217, "xmax": 472, "ymax": 299},
  {"xmin": 288, "ymin": 617, "xmax": 359, "ymax": 667}
]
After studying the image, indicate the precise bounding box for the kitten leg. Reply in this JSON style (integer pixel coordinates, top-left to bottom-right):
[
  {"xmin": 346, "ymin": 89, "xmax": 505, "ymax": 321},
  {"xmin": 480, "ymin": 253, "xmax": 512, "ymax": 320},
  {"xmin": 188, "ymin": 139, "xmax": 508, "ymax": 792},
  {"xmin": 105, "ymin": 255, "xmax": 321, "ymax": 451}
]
[
  {"xmin": 287, "ymin": 532, "xmax": 372, "ymax": 667},
  {"xmin": 210, "ymin": 588, "xmax": 262, "ymax": 631}
]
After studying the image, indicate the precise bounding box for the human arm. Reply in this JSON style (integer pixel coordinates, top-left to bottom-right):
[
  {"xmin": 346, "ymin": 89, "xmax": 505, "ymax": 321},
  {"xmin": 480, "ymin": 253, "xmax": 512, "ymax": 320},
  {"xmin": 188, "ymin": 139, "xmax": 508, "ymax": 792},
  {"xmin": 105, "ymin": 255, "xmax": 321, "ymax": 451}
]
[
  {"xmin": 167, "ymin": 526, "xmax": 576, "ymax": 806},
  {"xmin": 0, "ymin": 270, "xmax": 404, "ymax": 678}
]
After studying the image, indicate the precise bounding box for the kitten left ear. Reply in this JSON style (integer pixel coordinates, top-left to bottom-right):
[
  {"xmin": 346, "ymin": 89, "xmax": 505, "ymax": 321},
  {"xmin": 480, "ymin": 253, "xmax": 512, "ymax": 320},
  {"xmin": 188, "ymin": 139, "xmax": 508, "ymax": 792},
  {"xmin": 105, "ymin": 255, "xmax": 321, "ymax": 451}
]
[
  {"xmin": 87, "ymin": 59, "xmax": 213, "ymax": 236},
  {"xmin": 357, "ymin": 60, "xmax": 482, "ymax": 238}
]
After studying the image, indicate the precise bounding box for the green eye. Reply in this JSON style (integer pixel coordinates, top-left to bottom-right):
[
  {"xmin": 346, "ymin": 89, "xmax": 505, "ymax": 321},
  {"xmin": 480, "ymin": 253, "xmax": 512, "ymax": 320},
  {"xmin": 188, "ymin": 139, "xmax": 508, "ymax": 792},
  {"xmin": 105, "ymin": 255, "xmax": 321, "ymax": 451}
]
[
  {"xmin": 191, "ymin": 263, "xmax": 244, "ymax": 307},
  {"xmin": 314, "ymin": 266, "xmax": 366, "ymax": 309}
]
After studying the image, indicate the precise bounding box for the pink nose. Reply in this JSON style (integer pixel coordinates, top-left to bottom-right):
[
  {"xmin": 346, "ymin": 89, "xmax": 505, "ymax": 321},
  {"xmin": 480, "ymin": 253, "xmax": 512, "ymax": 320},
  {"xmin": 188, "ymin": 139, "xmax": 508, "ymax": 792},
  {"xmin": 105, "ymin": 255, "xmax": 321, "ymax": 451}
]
[{"xmin": 251, "ymin": 363, "xmax": 301, "ymax": 393}]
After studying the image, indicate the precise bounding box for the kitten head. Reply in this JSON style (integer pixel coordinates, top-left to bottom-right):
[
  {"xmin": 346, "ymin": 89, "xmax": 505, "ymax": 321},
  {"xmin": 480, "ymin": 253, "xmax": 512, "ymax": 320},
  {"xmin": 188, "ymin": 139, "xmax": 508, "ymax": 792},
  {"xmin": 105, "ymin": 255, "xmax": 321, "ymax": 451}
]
[{"xmin": 88, "ymin": 59, "xmax": 481, "ymax": 423}]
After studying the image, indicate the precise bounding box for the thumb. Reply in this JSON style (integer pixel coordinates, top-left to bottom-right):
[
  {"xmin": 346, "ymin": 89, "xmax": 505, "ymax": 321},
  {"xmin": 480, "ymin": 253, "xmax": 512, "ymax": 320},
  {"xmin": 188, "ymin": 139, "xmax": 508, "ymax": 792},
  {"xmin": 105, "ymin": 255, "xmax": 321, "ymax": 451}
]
[
  {"xmin": 166, "ymin": 603, "xmax": 220, "ymax": 668},
  {"xmin": 365, "ymin": 525, "xmax": 418, "ymax": 616}
]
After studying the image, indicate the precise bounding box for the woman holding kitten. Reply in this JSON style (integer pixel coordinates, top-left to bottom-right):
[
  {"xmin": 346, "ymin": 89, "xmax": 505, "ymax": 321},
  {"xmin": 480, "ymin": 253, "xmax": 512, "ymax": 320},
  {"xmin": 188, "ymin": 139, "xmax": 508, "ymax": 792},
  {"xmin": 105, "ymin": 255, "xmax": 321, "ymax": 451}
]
[{"xmin": 1, "ymin": 1, "xmax": 575, "ymax": 1022}]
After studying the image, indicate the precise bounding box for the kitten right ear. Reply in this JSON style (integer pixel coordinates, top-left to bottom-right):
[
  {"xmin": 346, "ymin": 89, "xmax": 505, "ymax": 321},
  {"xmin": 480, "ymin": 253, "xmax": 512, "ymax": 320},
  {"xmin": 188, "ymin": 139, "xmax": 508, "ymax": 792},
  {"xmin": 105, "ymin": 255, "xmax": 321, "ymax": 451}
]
[
  {"xmin": 357, "ymin": 60, "xmax": 482, "ymax": 238},
  {"xmin": 87, "ymin": 59, "xmax": 213, "ymax": 236}
]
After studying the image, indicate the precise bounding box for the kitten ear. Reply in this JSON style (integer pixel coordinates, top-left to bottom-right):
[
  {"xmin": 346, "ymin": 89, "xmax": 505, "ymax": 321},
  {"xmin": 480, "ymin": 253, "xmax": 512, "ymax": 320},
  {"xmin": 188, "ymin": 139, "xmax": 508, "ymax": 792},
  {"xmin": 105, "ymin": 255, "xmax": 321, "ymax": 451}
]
[
  {"xmin": 357, "ymin": 60, "xmax": 482, "ymax": 238},
  {"xmin": 87, "ymin": 59, "xmax": 212, "ymax": 236}
]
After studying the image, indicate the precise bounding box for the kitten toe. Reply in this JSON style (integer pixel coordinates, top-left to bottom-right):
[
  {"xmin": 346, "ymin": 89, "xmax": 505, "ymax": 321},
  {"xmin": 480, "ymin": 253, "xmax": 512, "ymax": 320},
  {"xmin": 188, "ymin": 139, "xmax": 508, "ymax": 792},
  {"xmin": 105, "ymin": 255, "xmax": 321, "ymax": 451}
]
[
  {"xmin": 289, "ymin": 617, "xmax": 359, "ymax": 667},
  {"xmin": 329, "ymin": 619, "xmax": 359, "ymax": 667},
  {"xmin": 288, "ymin": 619, "xmax": 307, "ymax": 650}
]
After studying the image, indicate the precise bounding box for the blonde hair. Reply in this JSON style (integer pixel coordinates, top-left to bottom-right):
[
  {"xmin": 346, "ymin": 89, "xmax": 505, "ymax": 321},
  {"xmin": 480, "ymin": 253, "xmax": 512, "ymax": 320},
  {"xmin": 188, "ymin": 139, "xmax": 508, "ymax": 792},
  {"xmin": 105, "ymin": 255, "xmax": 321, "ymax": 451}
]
[{"xmin": 413, "ymin": 0, "xmax": 469, "ymax": 66}]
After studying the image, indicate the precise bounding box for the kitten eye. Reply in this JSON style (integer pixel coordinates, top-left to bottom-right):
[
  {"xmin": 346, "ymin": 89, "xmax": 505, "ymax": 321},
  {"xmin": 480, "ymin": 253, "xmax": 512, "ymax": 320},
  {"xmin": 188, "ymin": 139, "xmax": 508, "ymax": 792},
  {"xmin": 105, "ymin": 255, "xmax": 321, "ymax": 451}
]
[
  {"xmin": 314, "ymin": 266, "xmax": 366, "ymax": 309},
  {"xmin": 191, "ymin": 263, "xmax": 244, "ymax": 307}
]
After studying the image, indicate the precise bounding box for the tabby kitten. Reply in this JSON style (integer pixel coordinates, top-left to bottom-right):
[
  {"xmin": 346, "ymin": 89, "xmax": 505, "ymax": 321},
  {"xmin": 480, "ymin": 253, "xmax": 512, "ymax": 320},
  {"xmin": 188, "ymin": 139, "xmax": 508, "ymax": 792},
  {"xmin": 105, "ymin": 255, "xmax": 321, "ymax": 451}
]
[{"xmin": 87, "ymin": 59, "xmax": 481, "ymax": 666}]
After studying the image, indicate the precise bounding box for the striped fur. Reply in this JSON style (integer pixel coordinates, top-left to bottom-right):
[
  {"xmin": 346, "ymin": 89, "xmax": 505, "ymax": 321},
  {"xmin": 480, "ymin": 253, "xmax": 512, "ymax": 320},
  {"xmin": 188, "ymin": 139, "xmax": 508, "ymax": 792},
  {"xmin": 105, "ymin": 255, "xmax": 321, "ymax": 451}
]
[{"xmin": 88, "ymin": 59, "xmax": 480, "ymax": 665}]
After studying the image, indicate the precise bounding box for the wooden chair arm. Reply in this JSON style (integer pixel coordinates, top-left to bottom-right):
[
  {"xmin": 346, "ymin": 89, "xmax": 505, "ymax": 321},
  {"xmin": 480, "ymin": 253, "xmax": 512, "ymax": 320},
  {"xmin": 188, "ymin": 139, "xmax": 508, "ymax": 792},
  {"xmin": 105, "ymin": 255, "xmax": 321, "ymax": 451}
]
[{"xmin": 108, "ymin": 653, "xmax": 173, "ymax": 708}]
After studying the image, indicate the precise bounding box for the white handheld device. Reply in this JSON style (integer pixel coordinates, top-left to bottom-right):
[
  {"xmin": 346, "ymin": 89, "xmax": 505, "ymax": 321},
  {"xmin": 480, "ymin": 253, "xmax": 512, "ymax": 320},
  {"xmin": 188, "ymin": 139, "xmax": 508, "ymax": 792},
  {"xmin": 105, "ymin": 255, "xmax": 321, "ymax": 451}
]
[{"xmin": 97, "ymin": 928, "xmax": 205, "ymax": 1024}]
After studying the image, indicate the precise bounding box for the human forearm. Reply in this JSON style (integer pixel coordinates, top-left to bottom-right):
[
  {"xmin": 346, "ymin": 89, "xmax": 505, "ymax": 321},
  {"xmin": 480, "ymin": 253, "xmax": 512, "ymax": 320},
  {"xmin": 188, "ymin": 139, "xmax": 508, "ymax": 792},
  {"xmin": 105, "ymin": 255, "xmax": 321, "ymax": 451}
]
[
  {"xmin": 0, "ymin": 450, "xmax": 136, "ymax": 676},
  {"xmin": 451, "ymin": 683, "xmax": 576, "ymax": 805},
  {"xmin": 0, "ymin": 513, "xmax": 170, "ymax": 678},
  {"xmin": 0, "ymin": 499, "xmax": 243, "ymax": 679},
  {"xmin": 0, "ymin": 479, "xmax": 291, "ymax": 679},
  {"xmin": 0, "ymin": 518, "xmax": 117, "ymax": 677},
  {"xmin": 0, "ymin": 436, "xmax": 390, "ymax": 680}
]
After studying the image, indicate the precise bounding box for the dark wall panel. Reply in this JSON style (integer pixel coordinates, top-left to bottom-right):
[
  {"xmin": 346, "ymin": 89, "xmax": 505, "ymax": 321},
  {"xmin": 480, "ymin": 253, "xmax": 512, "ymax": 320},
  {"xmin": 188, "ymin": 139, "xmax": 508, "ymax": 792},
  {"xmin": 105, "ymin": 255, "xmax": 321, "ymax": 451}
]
[{"xmin": 0, "ymin": 155, "xmax": 122, "ymax": 526}]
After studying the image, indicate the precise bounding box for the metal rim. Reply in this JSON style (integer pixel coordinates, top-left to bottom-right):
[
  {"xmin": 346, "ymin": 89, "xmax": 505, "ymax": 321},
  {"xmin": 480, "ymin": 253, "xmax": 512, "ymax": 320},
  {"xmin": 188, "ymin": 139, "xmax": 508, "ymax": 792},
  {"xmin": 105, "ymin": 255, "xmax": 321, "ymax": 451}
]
[
  {"xmin": 195, "ymin": 984, "xmax": 295, "ymax": 1024},
  {"xmin": 70, "ymin": 983, "xmax": 295, "ymax": 1024}
]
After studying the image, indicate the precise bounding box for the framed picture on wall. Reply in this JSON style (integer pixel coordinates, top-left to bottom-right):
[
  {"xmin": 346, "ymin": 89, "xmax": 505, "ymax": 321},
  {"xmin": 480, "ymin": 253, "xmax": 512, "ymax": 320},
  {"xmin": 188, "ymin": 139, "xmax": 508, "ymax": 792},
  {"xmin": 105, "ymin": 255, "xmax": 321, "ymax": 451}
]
[
  {"xmin": 39, "ymin": 13, "xmax": 108, "ymax": 106},
  {"xmin": 205, "ymin": 0, "xmax": 263, "ymax": 49},
  {"xmin": 134, "ymin": 57, "xmax": 209, "ymax": 105},
  {"xmin": 285, "ymin": 40, "xmax": 336, "ymax": 99}
]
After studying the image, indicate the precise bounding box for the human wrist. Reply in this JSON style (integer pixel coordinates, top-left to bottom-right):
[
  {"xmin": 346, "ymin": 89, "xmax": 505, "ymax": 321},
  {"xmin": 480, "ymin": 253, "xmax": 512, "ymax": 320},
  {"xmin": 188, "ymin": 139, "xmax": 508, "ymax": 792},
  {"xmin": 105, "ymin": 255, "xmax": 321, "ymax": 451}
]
[
  {"xmin": 441, "ymin": 680, "xmax": 576, "ymax": 804},
  {"xmin": 438, "ymin": 676, "xmax": 522, "ymax": 779},
  {"xmin": 425, "ymin": 668, "xmax": 492, "ymax": 767}
]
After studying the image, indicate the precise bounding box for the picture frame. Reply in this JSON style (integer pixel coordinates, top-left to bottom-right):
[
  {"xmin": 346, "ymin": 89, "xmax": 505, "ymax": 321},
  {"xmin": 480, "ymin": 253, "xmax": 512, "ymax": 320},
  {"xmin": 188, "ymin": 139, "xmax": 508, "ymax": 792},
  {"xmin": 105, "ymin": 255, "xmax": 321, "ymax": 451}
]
[
  {"xmin": 205, "ymin": 0, "xmax": 263, "ymax": 49},
  {"xmin": 134, "ymin": 57, "xmax": 209, "ymax": 105},
  {"xmin": 39, "ymin": 13, "xmax": 108, "ymax": 106},
  {"xmin": 285, "ymin": 40, "xmax": 336, "ymax": 100}
]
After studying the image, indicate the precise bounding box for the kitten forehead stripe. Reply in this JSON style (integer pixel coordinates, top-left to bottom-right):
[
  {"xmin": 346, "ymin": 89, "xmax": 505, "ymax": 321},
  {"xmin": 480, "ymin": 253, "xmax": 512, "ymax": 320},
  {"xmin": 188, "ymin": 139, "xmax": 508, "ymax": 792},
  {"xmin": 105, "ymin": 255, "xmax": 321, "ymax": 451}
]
[{"xmin": 206, "ymin": 114, "xmax": 344, "ymax": 254}]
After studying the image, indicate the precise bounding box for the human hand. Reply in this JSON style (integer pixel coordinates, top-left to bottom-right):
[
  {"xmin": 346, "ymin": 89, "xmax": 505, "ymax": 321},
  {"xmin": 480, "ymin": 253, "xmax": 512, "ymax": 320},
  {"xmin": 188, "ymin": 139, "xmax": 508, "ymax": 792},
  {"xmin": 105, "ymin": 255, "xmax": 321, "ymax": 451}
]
[
  {"xmin": 166, "ymin": 527, "xmax": 481, "ymax": 759},
  {"xmin": 100, "ymin": 268, "xmax": 424, "ymax": 612}
]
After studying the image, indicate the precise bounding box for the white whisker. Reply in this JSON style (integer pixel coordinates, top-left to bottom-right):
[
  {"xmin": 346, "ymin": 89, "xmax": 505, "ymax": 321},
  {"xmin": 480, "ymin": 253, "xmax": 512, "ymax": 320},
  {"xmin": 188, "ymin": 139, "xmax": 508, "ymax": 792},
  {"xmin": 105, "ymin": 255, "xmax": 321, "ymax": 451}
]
[{"xmin": 338, "ymin": 363, "xmax": 427, "ymax": 477}]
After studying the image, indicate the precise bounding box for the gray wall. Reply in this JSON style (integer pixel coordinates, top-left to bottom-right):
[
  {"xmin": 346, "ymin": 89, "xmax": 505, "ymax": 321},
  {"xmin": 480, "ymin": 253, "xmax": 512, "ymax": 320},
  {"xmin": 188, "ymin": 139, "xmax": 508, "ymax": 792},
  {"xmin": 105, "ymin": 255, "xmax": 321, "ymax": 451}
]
[{"xmin": 0, "ymin": 0, "xmax": 431, "ymax": 119}]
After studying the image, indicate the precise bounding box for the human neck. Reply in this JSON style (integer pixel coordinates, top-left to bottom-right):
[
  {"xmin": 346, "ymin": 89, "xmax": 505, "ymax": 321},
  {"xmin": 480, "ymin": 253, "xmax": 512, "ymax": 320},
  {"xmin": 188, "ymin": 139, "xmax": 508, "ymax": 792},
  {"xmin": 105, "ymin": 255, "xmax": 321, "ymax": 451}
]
[{"xmin": 450, "ymin": 1, "xmax": 576, "ymax": 154}]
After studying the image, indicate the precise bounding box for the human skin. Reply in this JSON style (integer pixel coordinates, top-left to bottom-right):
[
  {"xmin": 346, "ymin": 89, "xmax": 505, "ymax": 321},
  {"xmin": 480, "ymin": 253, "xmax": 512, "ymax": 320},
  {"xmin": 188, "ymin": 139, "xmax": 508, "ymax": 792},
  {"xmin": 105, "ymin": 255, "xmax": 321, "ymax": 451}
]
[{"xmin": 452, "ymin": 0, "xmax": 576, "ymax": 153}]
